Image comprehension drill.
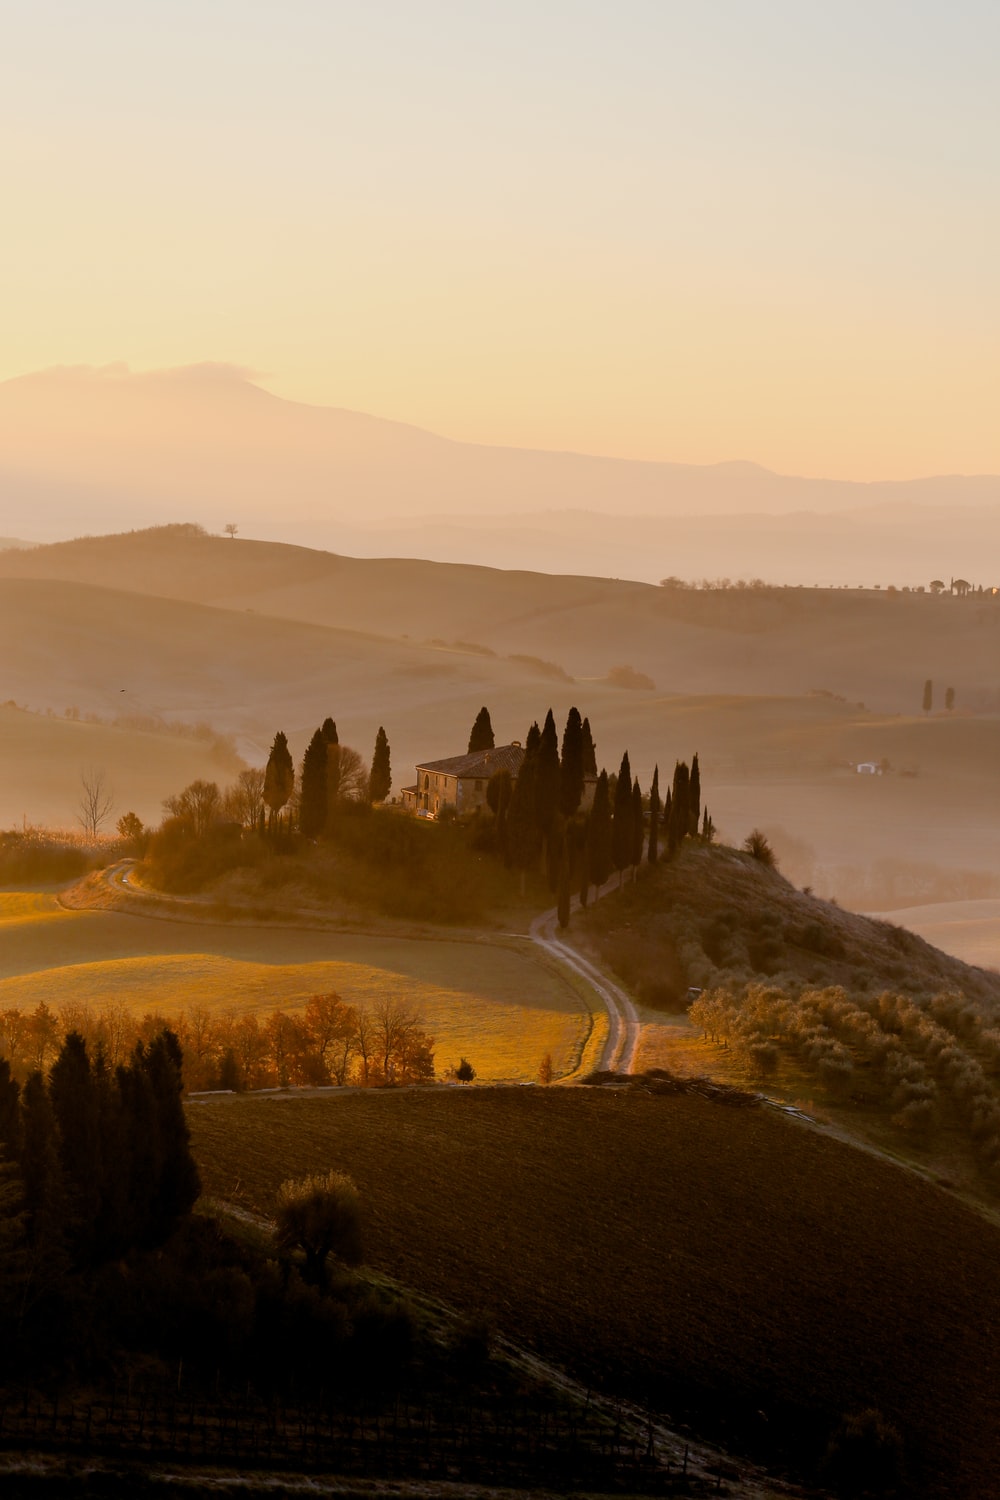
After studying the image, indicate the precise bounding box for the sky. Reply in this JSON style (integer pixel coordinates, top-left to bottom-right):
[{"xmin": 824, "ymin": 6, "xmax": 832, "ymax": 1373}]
[{"xmin": 2, "ymin": 1, "xmax": 998, "ymax": 480}]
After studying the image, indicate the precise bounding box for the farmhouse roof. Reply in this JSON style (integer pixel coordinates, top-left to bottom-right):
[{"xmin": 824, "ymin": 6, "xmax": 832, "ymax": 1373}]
[{"xmin": 417, "ymin": 744, "xmax": 525, "ymax": 778}]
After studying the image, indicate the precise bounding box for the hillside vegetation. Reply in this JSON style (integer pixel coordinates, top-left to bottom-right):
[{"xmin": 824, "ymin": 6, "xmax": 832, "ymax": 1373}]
[
  {"xmin": 189, "ymin": 1086, "xmax": 1000, "ymax": 1498},
  {"xmin": 579, "ymin": 843, "xmax": 1000, "ymax": 1199}
]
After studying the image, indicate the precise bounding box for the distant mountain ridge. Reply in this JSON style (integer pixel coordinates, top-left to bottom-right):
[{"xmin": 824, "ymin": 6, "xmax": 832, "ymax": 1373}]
[{"xmin": 2, "ymin": 365, "xmax": 999, "ymax": 569}]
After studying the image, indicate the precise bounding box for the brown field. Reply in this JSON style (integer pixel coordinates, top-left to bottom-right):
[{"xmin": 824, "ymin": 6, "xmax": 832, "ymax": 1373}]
[{"xmin": 189, "ymin": 1086, "xmax": 1000, "ymax": 1497}]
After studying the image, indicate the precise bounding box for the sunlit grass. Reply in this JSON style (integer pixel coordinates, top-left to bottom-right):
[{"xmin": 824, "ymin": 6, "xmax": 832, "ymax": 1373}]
[
  {"xmin": 0, "ymin": 931, "xmax": 589, "ymax": 1083},
  {"xmin": 0, "ymin": 891, "xmax": 66, "ymax": 922}
]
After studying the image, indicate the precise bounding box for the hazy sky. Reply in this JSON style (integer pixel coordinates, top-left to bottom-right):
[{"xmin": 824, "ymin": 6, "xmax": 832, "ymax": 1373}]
[{"xmin": 3, "ymin": 2, "xmax": 998, "ymax": 479}]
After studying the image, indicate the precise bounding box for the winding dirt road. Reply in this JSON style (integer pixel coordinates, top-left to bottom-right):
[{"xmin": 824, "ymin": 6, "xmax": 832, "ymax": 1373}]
[
  {"xmin": 529, "ymin": 877, "xmax": 641, "ymax": 1074},
  {"xmin": 84, "ymin": 860, "xmax": 644, "ymax": 1077}
]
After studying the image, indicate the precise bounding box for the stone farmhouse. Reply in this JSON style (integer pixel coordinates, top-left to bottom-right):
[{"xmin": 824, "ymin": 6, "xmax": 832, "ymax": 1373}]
[{"xmin": 401, "ymin": 743, "xmax": 525, "ymax": 818}]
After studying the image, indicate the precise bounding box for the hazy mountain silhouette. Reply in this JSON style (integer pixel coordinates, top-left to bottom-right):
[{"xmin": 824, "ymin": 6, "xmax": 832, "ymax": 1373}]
[{"xmin": 3, "ymin": 365, "xmax": 999, "ymax": 583}]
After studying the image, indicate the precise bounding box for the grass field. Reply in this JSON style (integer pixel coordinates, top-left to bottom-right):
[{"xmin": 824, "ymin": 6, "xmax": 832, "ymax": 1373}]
[
  {"xmin": 0, "ymin": 887, "xmax": 590, "ymax": 1081},
  {"xmin": 189, "ymin": 1086, "xmax": 1000, "ymax": 1498}
]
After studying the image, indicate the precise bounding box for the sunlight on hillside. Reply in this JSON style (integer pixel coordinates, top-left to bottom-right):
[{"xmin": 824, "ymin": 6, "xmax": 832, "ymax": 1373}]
[{"xmin": 0, "ymin": 928, "xmax": 587, "ymax": 1084}]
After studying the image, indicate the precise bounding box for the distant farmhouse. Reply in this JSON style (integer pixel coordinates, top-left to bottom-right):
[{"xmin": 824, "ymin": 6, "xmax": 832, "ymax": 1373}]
[{"xmin": 402, "ymin": 743, "xmax": 525, "ymax": 817}]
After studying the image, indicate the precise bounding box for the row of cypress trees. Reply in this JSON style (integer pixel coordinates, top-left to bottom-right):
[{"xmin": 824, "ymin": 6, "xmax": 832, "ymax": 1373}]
[
  {"xmin": 477, "ymin": 704, "xmax": 708, "ymax": 924},
  {"xmin": 266, "ymin": 718, "xmax": 393, "ymax": 837},
  {"xmin": 0, "ymin": 1030, "xmax": 200, "ymax": 1320}
]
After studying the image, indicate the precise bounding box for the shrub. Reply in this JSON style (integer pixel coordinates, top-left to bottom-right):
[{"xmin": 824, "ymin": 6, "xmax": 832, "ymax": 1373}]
[
  {"xmin": 743, "ymin": 830, "xmax": 777, "ymax": 867},
  {"xmin": 274, "ymin": 1171, "xmax": 362, "ymax": 1285}
]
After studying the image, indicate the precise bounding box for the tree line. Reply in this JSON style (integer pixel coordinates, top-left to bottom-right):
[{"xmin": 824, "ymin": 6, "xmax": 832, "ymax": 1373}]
[
  {"xmin": 0, "ymin": 995, "xmax": 435, "ymax": 1093},
  {"xmin": 469, "ymin": 704, "xmax": 710, "ymax": 928},
  {"xmin": 0, "ymin": 1027, "xmax": 200, "ymax": 1322}
]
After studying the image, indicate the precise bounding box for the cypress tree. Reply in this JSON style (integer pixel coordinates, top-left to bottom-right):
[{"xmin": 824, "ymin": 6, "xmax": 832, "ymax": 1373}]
[
  {"xmin": 631, "ymin": 780, "xmax": 644, "ymax": 872},
  {"xmin": 612, "ymin": 752, "xmax": 633, "ymax": 883},
  {"xmin": 142, "ymin": 1031, "xmax": 201, "ymax": 1245},
  {"xmin": 369, "ymin": 726, "xmax": 392, "ymax": 803},
  {"xmin": 0, "ymin": 1150, "xmax": 28, "ymax": 1331},
  {"xmin": 581, "ymin": 717, "xmax": 597, "ymax": 778},
  {"xmin": 322, "ymin": 720, "xmax": 341, "ymax": 821},
  {"xmin": 648, "ymin": 765, "xmax": 660, "ymax": 865},
  {"xmin": 559, "ymin": 707, "xmax": 585, "ymax": 817},
  {"xmin": 299, "ymin": 728, "xmax": 329, "ymax": 837},
  {"xmin": 507, "ymin": 745, "xmax": 541, "ymax": 890},
  {"xmin": 264, "ymin": 731, "xmax": 295, "ymax": 833},
  {"xmin": 0, "ymin": 1060, "xmax": 21, "ymax": 1161},
  {"xmin": 93, "ymin": 1046, "xmax": 129, "ymax": 1261},
  {"xmin": 587, "ymin": 771, "xmax": 613, "ymax": 888},
  {"xmin": 689, "ymin": 752, "xmax": 701, "ymax": 836},
  {"xmin": 48, "ymin": 1033, "xmax": 101, "ymax": 1266},
  {"xmin": 668, "ymin": 760, "xmax": 690, "ymax": 855},
  {"xmin": 537, "ymin": 710, "xmax": 561, "ymax": 836},
  {"xmin": 468, "ymin": 707, "xmax": 495, "ymax": 753},
  {"xmin": 18, "ymin": 1072, "xmax": 68, "ymax": 1286},
  {"xmin": 663, "ymin": 786, "xmax": 672, "ymax": 830},
  {"xmin": 524, "ymin": 720, "xmax": 542, "ymax": 758},
  {"xmin": 556, "ymin": 838, "xmax": 572, "ymax": 929},
  {"xmin": 922, "ymin": 679, "xmax": 933, "ymax": 713}
]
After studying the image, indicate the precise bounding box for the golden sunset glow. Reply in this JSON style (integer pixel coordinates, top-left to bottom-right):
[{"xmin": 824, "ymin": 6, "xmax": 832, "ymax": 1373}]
[{"xmin": 3, "ymin": 2, "xmax": 997, "ymax": 480}]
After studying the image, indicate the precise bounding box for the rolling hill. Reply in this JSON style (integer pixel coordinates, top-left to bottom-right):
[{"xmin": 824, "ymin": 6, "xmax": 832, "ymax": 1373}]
[{"xmin": 4, "ymin": 528, "xmax": 1000, "ymax": 922}]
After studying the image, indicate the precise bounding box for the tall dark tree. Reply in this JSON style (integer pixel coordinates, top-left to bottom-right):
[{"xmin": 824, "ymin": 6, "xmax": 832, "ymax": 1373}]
[
  {"xmin": 18, "ymin": 1072, "xmax": 67, "ymax": 1287},
  {"xmin": 48, "ymin": 1033, "xmax": 101, "ymax": 1266},
  {"xmin": 322, "ymin": 719, "xmax": 339, "ymax": 745},
  {"xmin": 631, "ymin": 780, "xmax": 644, "ymax": 872},
  {"xmin": 612, "ymin": 752, "xmax": 633, "ymax": 884},
  {"xmin": 487, "ymin": 768, "xmax": 513, "ymax": 860},
  {"xmin": 299, "ymin": 728, "xmax": 329, "ymax": 837},
  {"xmin": 581, "ymin": 717, "xmax": 597, "ymax": 778},
  {"xmin": 524, "ymin": 720, "xmax": 542, "ymax": 758},
  {"xmin": 556, "ymin": 837, "xmax": 571, "ymax": 929},
  {"xmin": 0, "ymin": 1150, "xmax": 28, "ymax": 1329},
  {"xmin": 668, "ymin": 760, "xmax": 690, "ymax": 855},
  {"xmin": 507, "ymin": 746, "xmax": 541, "ymax": 889},
  {"xmin": 587, "ymin": 771, "xmax": 613, "ymax": 889},
  {"xmin": 559, "ymin": 707, "xmax": 585, "ymax": 817},
  {"xmin": 945, "ymin": 686, "xmax": 955, "ymax": 712},
  {"xmin": 647, "ymin": 765, "xmax": 660, "ymax": 865},
  {"xmin": 689, "ymin": 752, "xmax": 701, "ymax": 837},
  {"xmin": 468, "ymin": 707, "xmax": 495, "ymax": 753},
  {"xmin": 537, "ymin": 710, "xmax": 561, "ymax": 833},
  {"xmin": 922, "ymin": 679, "xmax": 933, "ymax": 713},
  {"xmin": 140, "ymin": 1030, "xmax": 201, "ymax": 1245},
  {"xmin": 0, "ymin": 1060, "xmax": 21, "ymax": 1161},
  {"xmin": 264, "ymin": 731, "xmax": 295, "ymax": 833},
  {"xmin": 369, "ymin": 726, "xmax": 392, "ymax": 803}
]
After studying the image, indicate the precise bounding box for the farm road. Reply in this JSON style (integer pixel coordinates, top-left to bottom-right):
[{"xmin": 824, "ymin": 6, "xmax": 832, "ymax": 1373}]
[
  {"xmin": 529, "ymin": 877, "xmax": 641, "ymax": 1074},
  {"xmin": 76, "ymin": 861, "xmax": 643, "ymax": 1078}
]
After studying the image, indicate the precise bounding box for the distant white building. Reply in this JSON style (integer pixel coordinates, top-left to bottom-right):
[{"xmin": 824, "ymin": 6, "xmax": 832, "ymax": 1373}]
[{"xmin": 856, "ymin": 761, "xmax": 882, "ymax": 775}]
